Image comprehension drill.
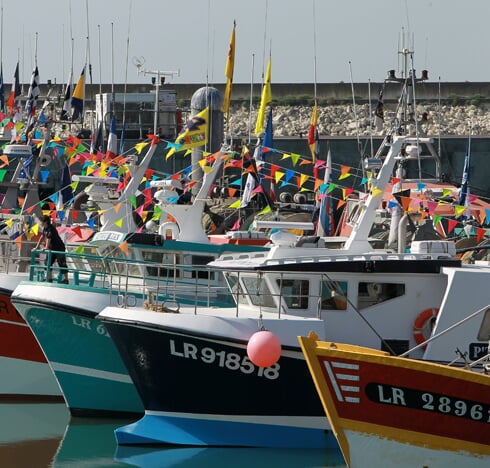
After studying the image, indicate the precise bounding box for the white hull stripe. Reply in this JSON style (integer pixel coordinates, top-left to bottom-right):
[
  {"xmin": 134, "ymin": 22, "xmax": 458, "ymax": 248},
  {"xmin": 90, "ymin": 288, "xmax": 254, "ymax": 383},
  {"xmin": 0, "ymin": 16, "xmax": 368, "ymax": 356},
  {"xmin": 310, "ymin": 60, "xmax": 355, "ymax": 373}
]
[
  {"xmin": 325, "ymin": 360, "xmax": 362, "ymax": 403},
  {"xmin": 332, "ymin": 362, "xmax": 359, "ymax": 370},
  {"xmin": 0, "ymin": 318, "xmax": 30, "ymax": 327},
  {"xmin": 335, "ymin": 373, "xmax": 360, "ymax": 381},
  {"xmin": 51, "ymin": 362, "xmax": 133, "ymax": 383}
]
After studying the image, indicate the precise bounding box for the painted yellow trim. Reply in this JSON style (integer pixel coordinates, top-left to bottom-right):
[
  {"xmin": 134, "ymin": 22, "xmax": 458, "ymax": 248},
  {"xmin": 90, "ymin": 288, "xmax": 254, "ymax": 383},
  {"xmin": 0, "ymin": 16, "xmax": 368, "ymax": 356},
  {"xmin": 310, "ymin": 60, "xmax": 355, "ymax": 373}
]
[
  {"xmin": 299, "ymin": 333, "xmax": 490, "ymax": 468},
  {"xmin": 311, "ymin": 340, "xmax": 490, "ymax": 385},
  {"xmin": 298, "ymin": 333, "xmax": 352, "ymax": 467}
]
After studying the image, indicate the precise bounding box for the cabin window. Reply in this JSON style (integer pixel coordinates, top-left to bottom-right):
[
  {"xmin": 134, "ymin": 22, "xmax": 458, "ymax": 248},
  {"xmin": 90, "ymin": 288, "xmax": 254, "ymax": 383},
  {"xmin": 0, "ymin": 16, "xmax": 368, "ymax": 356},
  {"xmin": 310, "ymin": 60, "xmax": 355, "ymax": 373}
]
[
  {"xmin": 357, "ymin": 281, "xmax": 405, "ymax": 309},
  {"xmin": 321, "ymin": 280, "xmax": 348, "ymax": 310},
  {"xmin": 477, "ymin": 307, "xmax": 490, "ymax": 342},
  {"xmin": 190, "ymin": 255, "xmax": 215, "ymax": 280},
  {"xmin": 243, "ymin": 276, "xmax": 276, "ymax": 307},
  {"xmin": 276, "ymin": 278, "xmax": 309, "ymax": 309},
  {"xmin": 96, "ymin": 247, "xmax": 140, "ymax": 276},
  {"xmin": 142, "ymin": 251, "xmax": 181, "ymax": 278},
  {"xmin": 225, "ymin": 273, "xmax": 248, "ymax": 305}
]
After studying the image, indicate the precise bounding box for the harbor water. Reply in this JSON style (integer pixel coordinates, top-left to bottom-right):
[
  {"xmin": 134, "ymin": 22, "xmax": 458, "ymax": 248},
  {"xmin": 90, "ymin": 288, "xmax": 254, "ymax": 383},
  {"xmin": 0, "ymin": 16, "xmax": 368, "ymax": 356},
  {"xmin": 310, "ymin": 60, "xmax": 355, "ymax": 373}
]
[{"xmin": 0, "ymin": 403, "xmax": 346, "ymax": 468}]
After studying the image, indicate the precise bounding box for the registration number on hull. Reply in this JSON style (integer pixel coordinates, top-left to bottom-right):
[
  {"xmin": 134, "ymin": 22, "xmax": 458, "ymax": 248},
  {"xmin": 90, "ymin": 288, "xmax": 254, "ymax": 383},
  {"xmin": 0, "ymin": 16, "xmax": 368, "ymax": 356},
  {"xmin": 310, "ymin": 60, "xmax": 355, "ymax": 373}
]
[{"xmin": 170, "ymin": 339, "xmax": 280, "ymax": 379}]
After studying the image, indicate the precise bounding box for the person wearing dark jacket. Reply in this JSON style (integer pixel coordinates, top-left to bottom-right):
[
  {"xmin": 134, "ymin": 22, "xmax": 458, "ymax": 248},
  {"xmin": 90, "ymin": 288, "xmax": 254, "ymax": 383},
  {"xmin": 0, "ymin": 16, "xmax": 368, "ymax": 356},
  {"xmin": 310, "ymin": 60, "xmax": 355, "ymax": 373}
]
[{"xmin": 35, "ymin": 215, "xmax": 68, "ymax": 284}]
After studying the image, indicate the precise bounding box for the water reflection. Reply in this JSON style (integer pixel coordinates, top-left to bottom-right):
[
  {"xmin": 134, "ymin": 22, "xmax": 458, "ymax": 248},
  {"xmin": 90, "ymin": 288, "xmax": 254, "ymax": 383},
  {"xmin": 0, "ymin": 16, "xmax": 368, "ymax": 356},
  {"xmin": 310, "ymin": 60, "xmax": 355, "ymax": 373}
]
[
  {"xmin": 0, "ymin": 404, "xmax": 346, "ymax": 467},
  {"xmin": 0, "ymin": 403, "xmax": 69, "ymax": 468},
  {"xmin": 115, "ymin": 446, "xmax": 346, "ymax": 467}
]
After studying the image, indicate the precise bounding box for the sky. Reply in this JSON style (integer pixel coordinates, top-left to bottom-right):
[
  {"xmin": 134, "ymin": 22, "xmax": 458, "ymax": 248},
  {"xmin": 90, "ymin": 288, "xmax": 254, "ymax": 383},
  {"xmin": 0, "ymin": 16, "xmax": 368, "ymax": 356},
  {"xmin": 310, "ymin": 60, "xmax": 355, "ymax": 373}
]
[{"xmin": 1, "ymin": 0, "xmax": 490, "ymax": 87}]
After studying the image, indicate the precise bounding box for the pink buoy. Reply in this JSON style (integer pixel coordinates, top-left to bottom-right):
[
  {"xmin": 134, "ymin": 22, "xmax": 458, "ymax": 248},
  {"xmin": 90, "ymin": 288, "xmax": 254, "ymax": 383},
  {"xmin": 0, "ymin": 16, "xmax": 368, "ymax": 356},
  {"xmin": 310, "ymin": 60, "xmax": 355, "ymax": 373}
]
[{"xmin": 247, "ymin": 330, "xmax": 282, "ymax": 367}]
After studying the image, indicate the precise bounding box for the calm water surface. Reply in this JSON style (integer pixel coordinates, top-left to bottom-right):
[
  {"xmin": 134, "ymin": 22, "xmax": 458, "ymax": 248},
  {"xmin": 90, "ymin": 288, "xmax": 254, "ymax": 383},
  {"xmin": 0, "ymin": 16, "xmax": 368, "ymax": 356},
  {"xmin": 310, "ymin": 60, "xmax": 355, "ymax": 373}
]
[{"xmin": 0, "ymin": 403, "xmax": 346, "ymax": 468}]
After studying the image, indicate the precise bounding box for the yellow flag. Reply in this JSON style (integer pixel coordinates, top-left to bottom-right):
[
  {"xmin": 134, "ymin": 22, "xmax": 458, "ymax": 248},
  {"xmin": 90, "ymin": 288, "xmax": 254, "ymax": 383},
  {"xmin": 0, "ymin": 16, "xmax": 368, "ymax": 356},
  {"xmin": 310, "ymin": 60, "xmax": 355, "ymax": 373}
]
[
  {"xmin": 135, "ymin": 141, "xmax": 149, "ymax": 154},
  {"xmin": 221, "ymin": 21, "xmax": 236, "ymax": 119},
  {"xmin": 166, "ymin": 107, "xmax": 209, "ymax": 160},
  {"xmin": 254, "ymin": 56, "xmax": 272, "ymax": 136},
  {"xmin": 257, "ymin": 204, "xmax": 272, "ymax": 216}
]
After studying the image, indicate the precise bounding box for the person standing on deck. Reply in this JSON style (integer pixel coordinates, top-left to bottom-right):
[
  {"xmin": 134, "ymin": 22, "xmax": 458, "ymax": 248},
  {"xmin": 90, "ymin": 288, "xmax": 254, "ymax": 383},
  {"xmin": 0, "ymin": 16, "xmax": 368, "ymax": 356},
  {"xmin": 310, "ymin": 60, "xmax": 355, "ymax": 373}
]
[{"xmin": 34, "ymin": 215, "xmax": 68, "ymax": 284}]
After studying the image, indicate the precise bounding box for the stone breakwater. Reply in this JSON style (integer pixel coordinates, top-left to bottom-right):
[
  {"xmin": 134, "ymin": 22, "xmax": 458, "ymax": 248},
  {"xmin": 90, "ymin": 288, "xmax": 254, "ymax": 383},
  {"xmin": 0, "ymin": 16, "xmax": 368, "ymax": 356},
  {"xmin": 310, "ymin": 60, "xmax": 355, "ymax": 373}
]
[{"xmin": 227, "ymin": 103, "xmax": 490, "ymax": 138}]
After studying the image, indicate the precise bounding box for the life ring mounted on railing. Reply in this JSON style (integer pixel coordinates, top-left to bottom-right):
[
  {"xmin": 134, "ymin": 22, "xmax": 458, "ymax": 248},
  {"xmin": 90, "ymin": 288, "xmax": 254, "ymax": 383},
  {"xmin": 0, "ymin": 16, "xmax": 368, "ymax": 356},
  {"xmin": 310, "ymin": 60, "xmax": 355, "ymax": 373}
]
[{"xmin": 413, "ymin": 307, "xmax": 439, "ymax": 348}]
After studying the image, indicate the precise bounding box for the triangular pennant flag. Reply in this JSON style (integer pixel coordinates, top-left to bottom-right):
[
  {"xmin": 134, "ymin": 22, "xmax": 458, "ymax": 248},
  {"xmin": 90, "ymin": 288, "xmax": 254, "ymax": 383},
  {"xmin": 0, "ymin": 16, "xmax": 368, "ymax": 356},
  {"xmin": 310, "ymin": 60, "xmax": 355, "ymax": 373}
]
[
  {"xmin": 284, "ymin": 169, "xmax": 295, "ymax": 183},
  {"xmin": 119, "ymin": 240, "xmax": 129, "ymax": 256},
  {"xmin": 454, "ymin": 205, "xmax": 466, "ymax": 218},
  {"xmin": 74, "ymin": 245, "xmax": 85, "ymax": 254},
  {"xmin": 446, "ymin": 218, "xmax": 458, "ymax": 234},
  {"xmin": 290, "ymin": 153, "xmax": 300, "ymax": 167},
  {"xmin": 257, "ymin": 204, "xmax": 272, "ymax": 216},
  {"xmin": 40, "ymin": 170, "xmax": 50, "ymax": 183},
  {"xmin": 275, "ymin": 171, "xmax": 285, "ymax": 184},
  {"xmin": 72, "ymin": 225, "xmax": 83, "ymax": 238},
  {"xmin": 298, "ymin": 173, "xmax": 309, "ymax": 188},
  {"xmin": 432, "ymin": 214, "xmax": 442, "ymax": 227},
  {"xmin": 152, "ymin": 205, "xmax": 162, "ymax": 220},
  {"xmin": 135, "ymin": 141, "xmax": 149, "ymax": 154},
  {"xmin": 340, "ymin": 165, "xmax": 351, "ymax": 177},
  {"xmin": 337, "ymin": 199, "xmax": 346, "ymax": 209},
  {"xmin": 127, "ymin": 195, "xmax": 137, "ymax": 209},
  {"xmin": 399, "ymin": 196, "xmax": 412, "ymax": 213},
  {"xmin": 477, "ymin": 227, "xmax": 486, "ymax": 243},
  {"xmin": 230, "ymin": 218, "xmax": 241, "ymax": 231}
]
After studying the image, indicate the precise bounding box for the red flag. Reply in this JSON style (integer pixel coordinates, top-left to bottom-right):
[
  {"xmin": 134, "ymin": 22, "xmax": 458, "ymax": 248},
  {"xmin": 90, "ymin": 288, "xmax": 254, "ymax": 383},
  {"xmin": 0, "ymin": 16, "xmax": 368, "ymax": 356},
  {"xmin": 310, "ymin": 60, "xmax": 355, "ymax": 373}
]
[{"xmin": 6, "ymin": 62, "xmax": 21, "ymax": 117}]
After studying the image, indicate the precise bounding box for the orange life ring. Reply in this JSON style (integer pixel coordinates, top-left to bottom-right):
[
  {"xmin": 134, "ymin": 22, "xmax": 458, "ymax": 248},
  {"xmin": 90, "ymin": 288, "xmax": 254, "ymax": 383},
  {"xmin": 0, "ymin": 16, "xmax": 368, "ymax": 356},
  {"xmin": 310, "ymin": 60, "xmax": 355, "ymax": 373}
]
[{"xmin": 413, "ymin": 308, "xmax": 439, "ymax": 348}]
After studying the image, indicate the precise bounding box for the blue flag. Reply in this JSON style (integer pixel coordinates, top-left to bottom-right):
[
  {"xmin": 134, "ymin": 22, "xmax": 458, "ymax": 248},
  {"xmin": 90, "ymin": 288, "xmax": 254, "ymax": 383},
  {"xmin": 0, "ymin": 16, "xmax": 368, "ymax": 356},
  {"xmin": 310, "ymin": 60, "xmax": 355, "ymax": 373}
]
[
  {"xmin": 458, "ymin": 136, "xmax": 471, "ymax": 208},
  {"xmin": 60, "ymin": 163, "xmax": 74, "ymax": 206},
  {"xmin": 261, "ymin": 108, "xmax": 273, "ymax": 154}
]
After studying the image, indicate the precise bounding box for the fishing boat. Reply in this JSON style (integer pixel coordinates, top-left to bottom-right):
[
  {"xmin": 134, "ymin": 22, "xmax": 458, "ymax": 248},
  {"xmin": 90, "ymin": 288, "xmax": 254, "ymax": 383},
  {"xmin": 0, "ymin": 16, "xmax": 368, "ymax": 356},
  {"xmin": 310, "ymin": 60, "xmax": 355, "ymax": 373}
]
[
  {"xmin": 93, "ymin": 135, "xmax": 489, "ymax": 448},
  {"xmin": 11, "ymin": 146, "xmax": 275, "ymax": 417},
  {"xmin": 0, "ymin": 135, "xmax": 160, "ymax": 401},
  {"xmin": 339, "ymin": 45, "xmax": 490, "ymax": 247},
  {"xmin": 0, "ymin": 137, "xmax": 67, "ymax": 401},
  {"xmin": 298, "ymin": 332, "xmax": 490, "ymax": 467}
]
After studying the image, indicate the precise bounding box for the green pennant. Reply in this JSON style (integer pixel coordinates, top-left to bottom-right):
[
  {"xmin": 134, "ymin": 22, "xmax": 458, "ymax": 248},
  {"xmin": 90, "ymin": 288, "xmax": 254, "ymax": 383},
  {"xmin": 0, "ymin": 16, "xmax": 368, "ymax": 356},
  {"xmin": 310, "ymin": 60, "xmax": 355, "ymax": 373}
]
[{"xmin": 128, "ymin": 195, "xmax": 137, "ymax": 209}]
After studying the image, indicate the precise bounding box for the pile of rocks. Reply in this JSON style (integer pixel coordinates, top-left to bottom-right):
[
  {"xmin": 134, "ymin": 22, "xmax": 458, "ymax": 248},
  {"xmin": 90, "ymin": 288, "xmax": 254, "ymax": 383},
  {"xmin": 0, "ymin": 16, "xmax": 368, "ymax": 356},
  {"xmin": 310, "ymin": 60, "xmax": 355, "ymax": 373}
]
[{"xmin": 227, "ymin": 103, "xmax": 490, "ymax": 138}]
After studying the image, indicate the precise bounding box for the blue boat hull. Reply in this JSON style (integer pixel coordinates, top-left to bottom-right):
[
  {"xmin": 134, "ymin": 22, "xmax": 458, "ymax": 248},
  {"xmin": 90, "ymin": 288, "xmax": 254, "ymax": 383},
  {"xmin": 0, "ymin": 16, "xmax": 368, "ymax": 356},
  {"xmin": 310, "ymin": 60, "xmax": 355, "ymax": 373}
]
[{"xmin": 115, "ymin": 412, "xmax": 336, "ymax": 449}]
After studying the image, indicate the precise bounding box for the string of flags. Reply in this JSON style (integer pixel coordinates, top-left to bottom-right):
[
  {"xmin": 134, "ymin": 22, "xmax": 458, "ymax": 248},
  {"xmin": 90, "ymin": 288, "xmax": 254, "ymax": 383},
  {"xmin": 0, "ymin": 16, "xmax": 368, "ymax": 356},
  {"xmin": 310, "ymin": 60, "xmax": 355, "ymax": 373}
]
[{"xmin": 0, "ymin": 130, "xmax": 489, "ymax": 248}]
